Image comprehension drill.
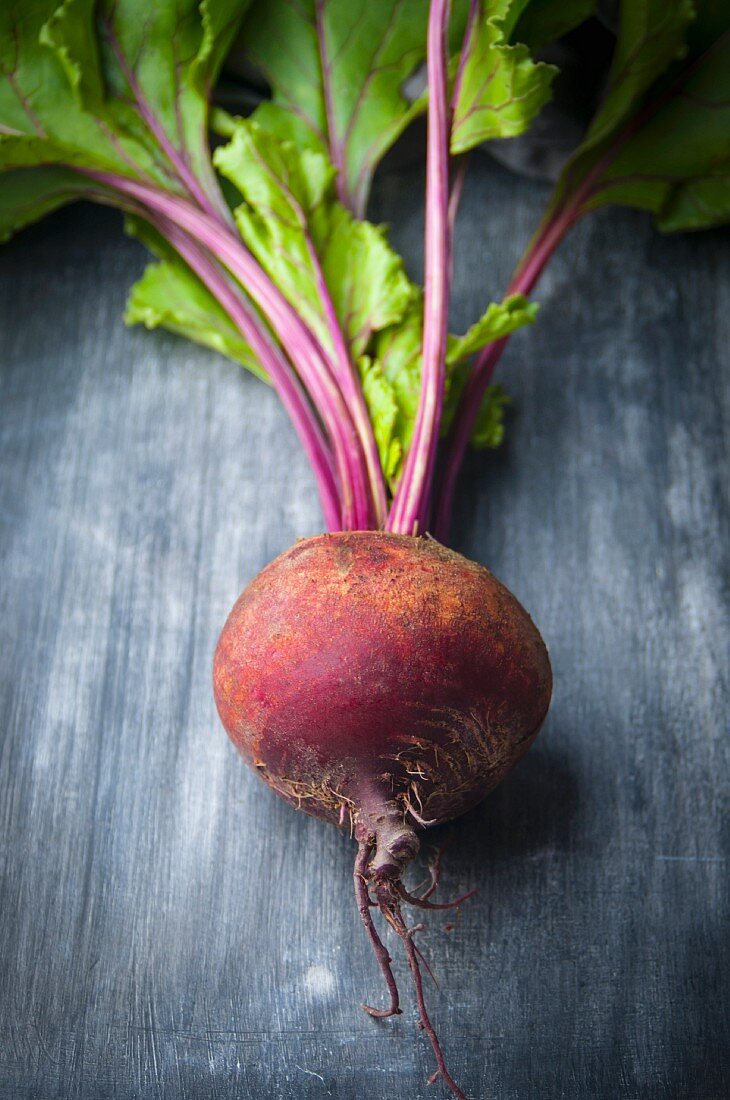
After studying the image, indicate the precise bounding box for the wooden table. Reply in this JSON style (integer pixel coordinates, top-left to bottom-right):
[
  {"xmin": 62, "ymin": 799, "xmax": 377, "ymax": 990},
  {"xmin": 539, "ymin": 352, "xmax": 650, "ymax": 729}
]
[{"xmin": 1, "ymin": 156, "xmax": 728, "ymax": 1099}]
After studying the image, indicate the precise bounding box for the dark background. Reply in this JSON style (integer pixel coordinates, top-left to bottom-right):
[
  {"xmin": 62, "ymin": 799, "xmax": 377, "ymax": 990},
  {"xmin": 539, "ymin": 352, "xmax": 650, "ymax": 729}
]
[{"xmin": 1, "ymin": 155, "xmax": 728, "ymax": 1099}]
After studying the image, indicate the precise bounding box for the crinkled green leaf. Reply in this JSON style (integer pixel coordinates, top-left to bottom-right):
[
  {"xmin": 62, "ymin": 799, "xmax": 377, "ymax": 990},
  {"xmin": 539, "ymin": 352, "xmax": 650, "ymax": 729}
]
[
  {"xmin": 369, "ymin": 298, "xmax": 424, "ymax": 485},
  {"xmin": 195, "ymin": 0, "xmax": 249, "ymax": 91},
  {"xmin": 123, "ymin": 212, "xmax": 265, "ymax": 378},
  {"xmin": 0, "ymin": 0, "xmax": 265, "ymax": 369},
  {"xmin": 125, "ymin": 256, "xmax": 265, "ymax": 380},
  {"xmin": 214, "ymin": 118, "xmax": 412, "ymax": 358},
  {"xmin": 213, "ymin": 119, "xmax": 335, "ymax": 358},
  {"xmin": 0, "ymin": 0, "xmax": 122, "ymax": 172},
  {"xmin": 238, "ymin": 0, "xmax": 472, "ymax": 217},
  {"xmin": 40, "ymin": 0, "xmax": 106, "ymax": 113},
  {"xmin": 514, "ymin": 0, "xmax": 596, "ymax": 49},
  {"xmin": 659, "ymin": 174, "xmax": 730, "ymax": 232},
  {"xmin": 583, "ymin": 0, "xmax": 695, "ymax": 154},
  {"xmin": 446, "ymin": 293, "xmax": 539, "ymax": 364},
  {"xmin": 450, "ymin": 0, "xmax": 557, "ymax": 155},
  {"xmin": 544, "ymin": 1, "xmax": 730, "ymax": 232},
  {"xmin": 93, "ymin": 0, "xmax": 249, "ymax": 197},
  {"xmin": 0, "ymin": 165, "xmax": 89, "ymax": 241},
  {"xmin": 0, "ymin": 0, "xmax": 249, "ymax": 193},
  {"xmin": 322, "ymin": 206, "xmax": 413, "ymax": 357},
  {"xmin": 0, "ymin": 1, "xmax": 159, "ymax": 179},
  {"xmin": 358, "ymin": 356, "xmax": 402, "ymax": 482},
  {"xmin": 585, "ymin": 7, "xmax": 730, "ymax": 230},
  {"xmin": 369, "ymin": 289, "xmax": 535, "ymax": 483},
  {"xmin": 471, "ymin": 382, "xmax": 510, "ymax": 448}
]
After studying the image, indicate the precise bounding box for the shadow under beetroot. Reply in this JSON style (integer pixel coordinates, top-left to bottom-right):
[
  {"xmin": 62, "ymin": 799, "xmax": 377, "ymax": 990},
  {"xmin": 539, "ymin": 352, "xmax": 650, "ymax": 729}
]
[{"xmin": 412, "ymin": 742, "xmax": 581, "ymax": 876}]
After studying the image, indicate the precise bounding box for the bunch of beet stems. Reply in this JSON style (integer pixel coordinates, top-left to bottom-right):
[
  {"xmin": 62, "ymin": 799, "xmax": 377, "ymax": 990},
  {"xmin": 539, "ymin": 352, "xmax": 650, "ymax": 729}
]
[
  {"xmin": 81, "ymin": 0, "xmax": 698, "ymax": 548},
  {"xmin": 77, "ymin": 0, "xmax": 584, "ymax": 548}
]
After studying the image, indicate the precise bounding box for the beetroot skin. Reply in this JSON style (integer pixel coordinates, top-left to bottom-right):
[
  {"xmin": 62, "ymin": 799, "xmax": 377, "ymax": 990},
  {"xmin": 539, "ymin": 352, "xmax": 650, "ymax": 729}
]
[
  {"xmin": 214, "ymin": 531, "xmax": 550, "ymax": 850},
  {"xmin": 213, "ymin": 531, "xmax": 551, "ymax": 1097}
]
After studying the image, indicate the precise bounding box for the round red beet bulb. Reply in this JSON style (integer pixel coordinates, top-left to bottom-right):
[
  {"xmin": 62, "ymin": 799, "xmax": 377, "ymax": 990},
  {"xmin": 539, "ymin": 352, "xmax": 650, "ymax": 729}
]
[
  {"xmin": 214, "ymin": 531, "xmax": 551, "ymax": 873},
  {"xmin": 213, "ymin": 532, "xmax": 551, "ymax": 1098}
]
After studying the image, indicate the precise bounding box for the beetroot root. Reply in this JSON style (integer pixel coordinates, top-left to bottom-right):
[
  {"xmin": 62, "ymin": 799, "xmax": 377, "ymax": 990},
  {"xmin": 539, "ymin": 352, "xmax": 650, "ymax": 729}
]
[{"xmin": 213, "ymin": 532, "xmax": 552, "ymax": 1097}]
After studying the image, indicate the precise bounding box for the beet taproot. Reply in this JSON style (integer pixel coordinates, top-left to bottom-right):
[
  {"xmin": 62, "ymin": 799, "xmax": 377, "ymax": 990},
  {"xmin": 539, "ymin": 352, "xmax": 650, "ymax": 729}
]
[{"xmin": 213, "ymin": 532, "xmax": 551, "ymax": 1098}]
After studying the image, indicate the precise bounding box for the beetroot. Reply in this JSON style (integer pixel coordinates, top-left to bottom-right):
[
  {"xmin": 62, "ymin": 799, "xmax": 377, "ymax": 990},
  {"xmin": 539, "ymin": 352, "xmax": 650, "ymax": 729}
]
[
  {"xmin": 4, "ymin": 1, "xmax": 727, "ymax": 1096},
  {"xmin": 214, "ymin": 532, "xmax": 551, "ymax": 1096}
]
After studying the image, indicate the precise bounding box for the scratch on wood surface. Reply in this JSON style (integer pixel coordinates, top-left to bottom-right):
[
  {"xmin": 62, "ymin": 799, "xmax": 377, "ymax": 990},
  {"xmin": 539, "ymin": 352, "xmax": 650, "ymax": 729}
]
[{"xmin": 294, "ymin": 1064, "xmax": 326, "ymax": 1085}]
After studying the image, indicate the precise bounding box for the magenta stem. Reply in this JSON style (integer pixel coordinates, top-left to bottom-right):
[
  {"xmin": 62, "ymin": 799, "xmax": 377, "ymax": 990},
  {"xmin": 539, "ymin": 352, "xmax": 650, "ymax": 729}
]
[
  {"xmin": 387, "ymin": 0, "xmax": 452, "ymax": 535},
  {"xmin": 152, "ymin": 216, "xmax": 342, "ymax": 529},
  {"xmin": 450, "ymin": 0, "xmax": 480, "ymax": 114},
  {"xmin": 222, "ymin": 137, "xmax": 385, "ymax": 522},
  {"xmin": 303, "ymin": 234, "xmax": 388, "ymax": 526},
  {"xmin": 447, "ymin": 155, "xmax": 469, "ymax": 236},
  {"xmin": 81, "ymin": 170, "xmax": 374, "ymax": 529},
  {"xmin": 433, "ymin": 201, "xmax": 581, "ymax": 541}
]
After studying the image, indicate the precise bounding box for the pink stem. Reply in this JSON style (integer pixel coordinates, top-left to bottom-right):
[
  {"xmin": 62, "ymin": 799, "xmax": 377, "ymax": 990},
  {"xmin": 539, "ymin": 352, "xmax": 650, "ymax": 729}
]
[
  {"xmin": 218, "ymin": 139, "xmax": 385, "ymax": 522},
  {"xmin": 450, "ymin": 0, "xmax": 480, "ymax": 115},
  {"xmin": 447, "ymin": 155, "xmax": 469, "ymax": 236},
  {"xmin": 304, "ymin": 236, "xmax": 388, "ymax": 526},
  {"xmin": 81, "ymin": 170, "xmax": 374, "ymax": 529},
  {"xmin": 153, "ymin": 216, "xmax": 341, "ymax": 529},
  {"xmin": 433, "ymin": 200, "xmax": 585, "ymax": 542},
  {"xmin": 387, "ymin": 0, "xmax": 452, "ymax": 535}
]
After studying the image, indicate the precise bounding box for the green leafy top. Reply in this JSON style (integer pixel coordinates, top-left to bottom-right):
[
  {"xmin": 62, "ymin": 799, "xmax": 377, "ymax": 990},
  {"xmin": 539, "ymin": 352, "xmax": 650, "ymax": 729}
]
[
  {"xmin": 213, "ymin": 118, "xmax": 413, "ymax": 360},
  {"xmin": 0, "ymin": 0, "xmax": 247, "ymax": 183},
  {"xmin": 127, "ymin": 0, "xmax": 550, "ymax": 484},
  {"xmin": 450, "ymin": 0, "xmax": 557, "ymax": 154},
  {"xmin": 546, "ymin": 0, "xmax": 730, "ymax": 231},
  {"xmin": 0, "ymin": 0, "xmax": 251, "ymax": 241},
  {"xmin": 0, "ymin": 0, "xmax": 547, "ymax": 487},
  {"xmin": 237, "ymin": 0, "xmax": 559, "ymax": 213},
  {"xmin": 237, "ymin": 0, "xmax": 470, "ymax": 217},
  {"xmin": 7, "ymin": 0, "xmax": 729, "ymax": 525}
]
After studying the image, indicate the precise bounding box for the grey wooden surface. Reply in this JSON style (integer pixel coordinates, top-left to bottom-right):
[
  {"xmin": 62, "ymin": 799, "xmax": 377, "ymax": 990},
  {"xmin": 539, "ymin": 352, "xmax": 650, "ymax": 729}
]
[{"xmin": 1, "ymin": 157, "xmax": 728, "ymax": 1100}]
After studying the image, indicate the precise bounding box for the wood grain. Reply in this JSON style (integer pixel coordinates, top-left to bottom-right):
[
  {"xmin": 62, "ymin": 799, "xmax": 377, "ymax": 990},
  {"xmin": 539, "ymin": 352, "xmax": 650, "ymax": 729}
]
[{"xmin": 0, "ymin": 157, "xmax": 728, "ymax": 1099}]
